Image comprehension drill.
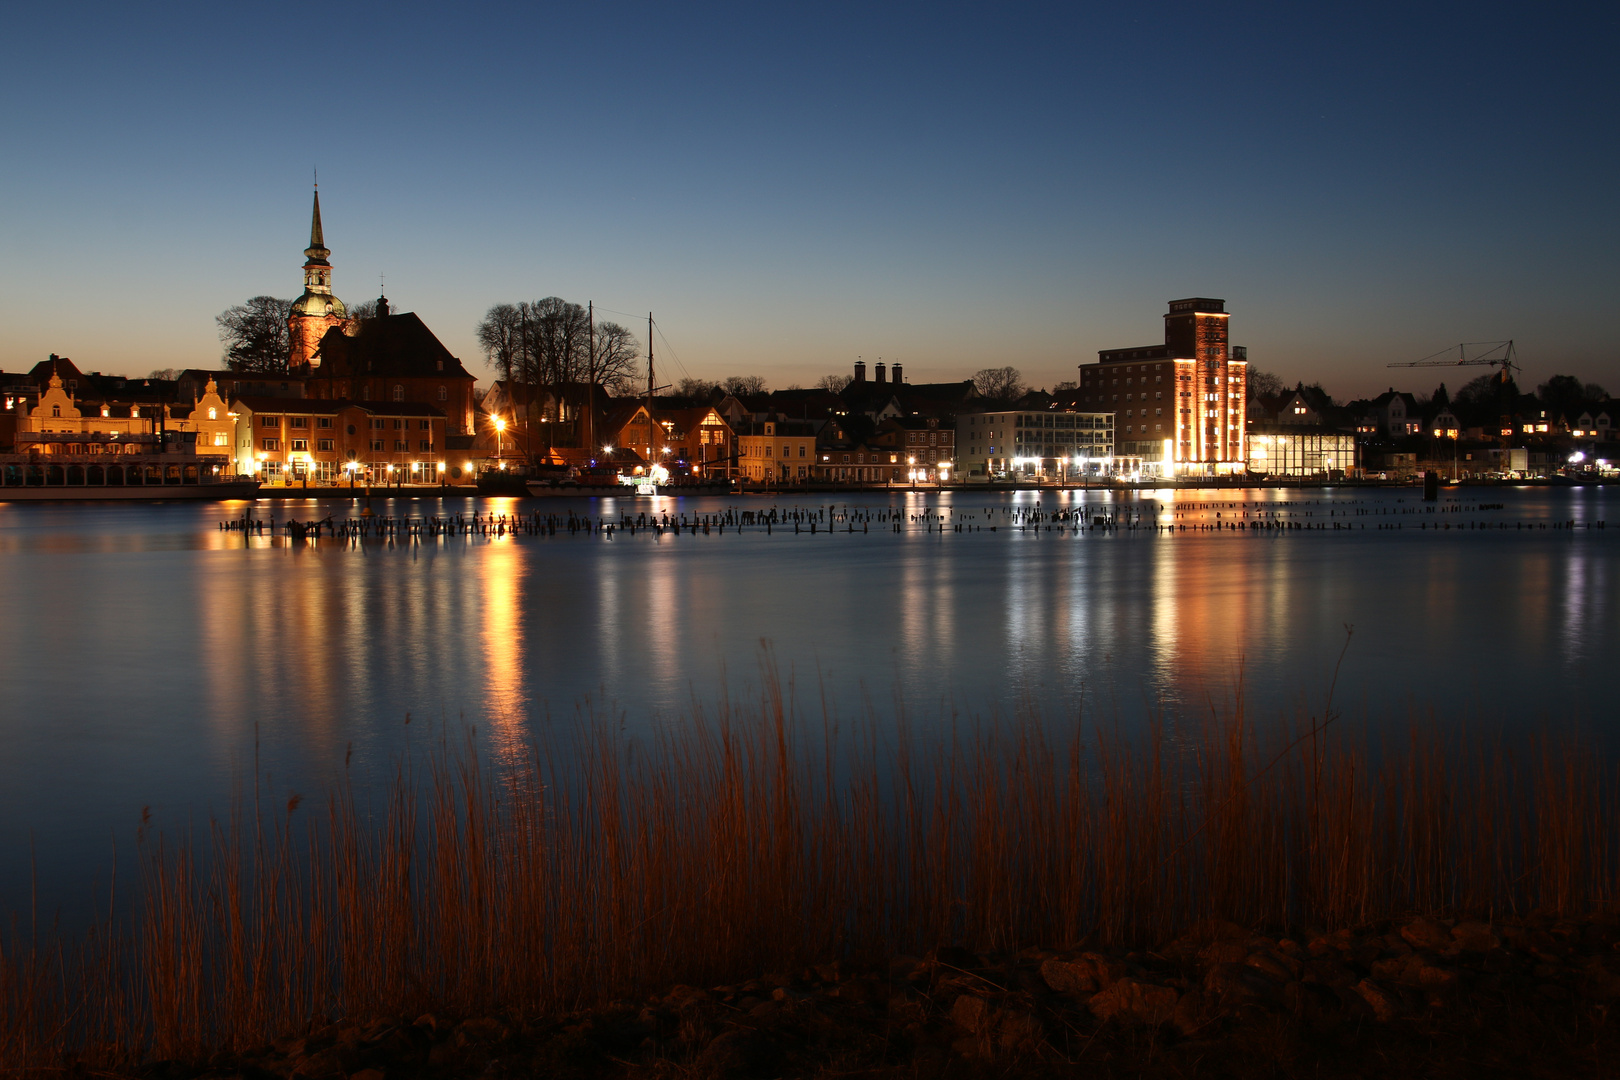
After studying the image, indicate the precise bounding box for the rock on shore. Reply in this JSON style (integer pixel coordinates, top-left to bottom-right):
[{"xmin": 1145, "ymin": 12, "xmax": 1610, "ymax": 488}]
[{"xmin": 159, "ymin": 914, "xmax": 1619, "ymax": 1080}]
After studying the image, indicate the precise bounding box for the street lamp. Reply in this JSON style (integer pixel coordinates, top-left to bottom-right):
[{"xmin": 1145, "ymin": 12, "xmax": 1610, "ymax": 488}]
[
  {"xmin": 493, "ymin": 416, "xmax": 506, "ymax": 463},
  {"xmin": 908, "ymin": 456, "xmax": 916, "ymax": 490}
]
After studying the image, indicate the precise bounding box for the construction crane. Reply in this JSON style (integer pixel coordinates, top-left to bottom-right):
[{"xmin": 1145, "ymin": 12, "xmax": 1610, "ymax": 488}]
[{"xmin": 1387, "ymin": 340, "xmax": 1520, "ymax": 383}]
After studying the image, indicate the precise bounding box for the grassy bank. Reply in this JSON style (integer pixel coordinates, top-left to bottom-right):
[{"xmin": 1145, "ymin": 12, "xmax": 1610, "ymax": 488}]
[{"xmin": 1, "ymin": 675, "xmax": 1616, "ymax": 1069}]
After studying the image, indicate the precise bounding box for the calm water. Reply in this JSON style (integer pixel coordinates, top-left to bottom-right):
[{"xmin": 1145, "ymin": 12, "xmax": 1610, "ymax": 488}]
[{"xmin": 1, "ymin": 485, "xmax": 1615, "ymax": 916}]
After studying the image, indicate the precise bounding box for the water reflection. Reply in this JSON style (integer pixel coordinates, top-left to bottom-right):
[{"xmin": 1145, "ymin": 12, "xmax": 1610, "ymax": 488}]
[
  {"xmin": 482, "ymin": 540, "xmax": 528, "ymax": 757},
  {"xmin": 0, "ymin": 486, "xmax": 1616, "ymax": 916}
]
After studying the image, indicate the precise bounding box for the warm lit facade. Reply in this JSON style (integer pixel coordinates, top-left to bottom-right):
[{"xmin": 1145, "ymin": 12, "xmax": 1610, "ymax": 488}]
[
  {"xmin": 231, "ymin": 397, "xmax": 456, "ymax": 485},
  {"xmin": 13, "ymin": 372, "xmax": 234, "ymax": 461},
  {"xmin": 736, "ymin": 418, "xmax": 816, "ymax": 483},
  {"xmin": 1077, "ymin": 298, "xmax": 1247, "ymax": 475},
  {"xmin": 881, "ymin": 416, "xmax": 955, "ymax": 471},
  {"xmin": 603, "ymin": 403, "xmax": 734, "ymax": 477},
  {"xmin": 955, "ymin": 409, "xmax": 1113, "ymax": 480},
  {"xmin": 1246, "ymin": 425, "xmax": 1357, "ymax": 478}
]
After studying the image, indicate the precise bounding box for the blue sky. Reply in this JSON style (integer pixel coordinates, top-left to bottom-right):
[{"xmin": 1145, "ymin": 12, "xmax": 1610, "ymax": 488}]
[{"xmin": 1, "ymin": 1, "xmax": 1615, "ymax": 397}]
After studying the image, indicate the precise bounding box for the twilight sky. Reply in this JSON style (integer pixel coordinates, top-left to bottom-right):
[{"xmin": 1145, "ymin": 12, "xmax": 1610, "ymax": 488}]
[{"xmin": 1, "ymin": 2, "xmax": 1615, "ymax": 398}]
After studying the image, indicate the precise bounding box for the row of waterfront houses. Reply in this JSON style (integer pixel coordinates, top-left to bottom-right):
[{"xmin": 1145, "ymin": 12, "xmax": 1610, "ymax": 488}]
[{"xmin": 2, "ymin": 189, "xmax": 1610, "ymax": 484}]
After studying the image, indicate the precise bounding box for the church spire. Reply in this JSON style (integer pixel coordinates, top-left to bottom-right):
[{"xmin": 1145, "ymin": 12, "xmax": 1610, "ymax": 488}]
[
  {"xmin": 289, "ymin": 184, "xmax": 347, "ymax": 369},
  {"xmin": 304, "ymin": 189, "xmax": 330, "ymax": 270},
  {"xmin": 308, "ymin": 188, "xmax": 327, "ymax": 255}
]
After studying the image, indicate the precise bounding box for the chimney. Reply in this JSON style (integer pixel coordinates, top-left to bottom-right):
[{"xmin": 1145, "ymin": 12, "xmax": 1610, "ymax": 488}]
[
  {"xmin": 875, "ymin": 362, "xmax": 886, "ymax": 384},
  {"xmin": 891, "ymin": 363, "xmax": 902, "ymax": 385},
  {"xmin": 853, "ymin": 360, "xmax": 866, "ymax": 383}
]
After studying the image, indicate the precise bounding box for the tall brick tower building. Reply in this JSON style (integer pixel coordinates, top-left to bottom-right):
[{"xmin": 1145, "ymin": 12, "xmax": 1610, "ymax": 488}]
[
  {"xmin": 287, "ymin": 189, "xmax": 348, "ymax": 369},
  {"xmin": 1077, "ymin": 298, "xmax": 1248, "ymax": 475}
]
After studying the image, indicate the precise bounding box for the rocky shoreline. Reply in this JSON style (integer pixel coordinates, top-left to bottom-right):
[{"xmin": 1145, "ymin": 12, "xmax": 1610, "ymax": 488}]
[{"xmin": 136, "ymin": 914, "xmax": 1618, "ymax": 1080}]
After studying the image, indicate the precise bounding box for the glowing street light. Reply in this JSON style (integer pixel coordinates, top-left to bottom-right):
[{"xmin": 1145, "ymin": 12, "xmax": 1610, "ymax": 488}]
[{"xmin": 493, "ymin": 415, "xmax": 506, "ymax": 462}]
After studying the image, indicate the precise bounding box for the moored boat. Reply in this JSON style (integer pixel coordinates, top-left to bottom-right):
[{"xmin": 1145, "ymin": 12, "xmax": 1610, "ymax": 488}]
[{"xmin": 0, "ymin": 454, "xmax": 260, "ymax": 501}]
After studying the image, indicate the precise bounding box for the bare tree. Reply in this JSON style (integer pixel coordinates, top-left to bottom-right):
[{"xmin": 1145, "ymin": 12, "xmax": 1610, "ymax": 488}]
[
  {"xmin": 972, "ymin": 366, "xmax": 1024, "ymax": 402},
  {"xmin": 1052, "ymin": 379, "xmax": 1078, "ymax": 392},
  {"xmin": 592, "ymin": 321, "xmax": 642, "ymax": 396},
  {"xmin": 217, "ymin": 296, "xmax": 293, "ymax": 373},
  {"xmin": 1247, "ymin": 368, "xmax": 1286, "ymax": 399},
  {"xmin": 476, "ymin": 303, "xmax": 523, "ymax": 384},
  {"xmin": 722, "ymin": 375, "xmax": 769, "ymax": 396},
  {"xmin": 677, "ymin": 377, "xmax": 719, "ymax": 398},
  {"xmin": 815, "ymin": 373, "xmax": 853, "ymax": 393},
  {"xmin": 348, "ymin": 299, "xmax": 379, "ymax": 321},
  {"xmin": 147, "ymin": 368, "xmax": 180, "ymax": 381},
  {"xmin": 521, "ymin": 297, "xmax": 590, "ymax": 391}
]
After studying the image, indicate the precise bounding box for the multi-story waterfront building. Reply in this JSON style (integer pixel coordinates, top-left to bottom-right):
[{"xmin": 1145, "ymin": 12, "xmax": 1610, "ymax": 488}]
[
  {"xmin": 602, "ymin": 402, "xmax": 734, "ymax": 478},
  {"xmin": 736, "ymin": 416, "xmax": 816, "ymax": 484},
  {"xmin": 306, "ymin": 295, "xmax": 478, "ymax": 436},
  {"xmin": 13, "ymin": 369, "xmax": 235, "ymax": 461},
  {"xmin": 955, "ymin": 408, "xmax": 1113, "ymax": 481},
  {"xmin": 231, "ymin": 397, "xmax": 454, "ymax": 485},
  {"xmin": 880, "ymin": 415, "xmax": 954, "ymax": 475},
  {"xmin": 813, "ymin": 417, "xmax": 904, "ymax": 484},
  {"xmin": 1076, "ymin": 298, "xmax": 1247, "ymax": 475}
]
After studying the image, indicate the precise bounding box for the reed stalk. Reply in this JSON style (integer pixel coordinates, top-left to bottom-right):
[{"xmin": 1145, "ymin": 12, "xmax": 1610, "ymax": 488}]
[{"xmin": 1, "ymin": 682, "xmax": 1614, "ymax": 1069}]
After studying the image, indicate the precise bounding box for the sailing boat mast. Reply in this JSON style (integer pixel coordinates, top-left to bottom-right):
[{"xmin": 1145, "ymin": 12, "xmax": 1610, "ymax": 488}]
[
  {"xmin": 645, "ymin": 312, "xmax": 655, "ymax": 468},
  {"xmin": 585, "ymin": 301, "xmax": 595, "ymax": 456}
]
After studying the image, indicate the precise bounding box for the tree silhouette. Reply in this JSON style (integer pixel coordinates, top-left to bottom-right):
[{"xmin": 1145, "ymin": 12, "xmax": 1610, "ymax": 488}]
[{"xmin": 217, "ymin": 297, "xmax": 293, "ymax": 373}]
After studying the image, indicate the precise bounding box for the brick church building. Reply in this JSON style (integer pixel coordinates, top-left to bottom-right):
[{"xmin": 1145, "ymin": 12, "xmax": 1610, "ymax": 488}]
[{"xmin": 285, "ymin": 190, "xmax": 478, "ymax": 435}]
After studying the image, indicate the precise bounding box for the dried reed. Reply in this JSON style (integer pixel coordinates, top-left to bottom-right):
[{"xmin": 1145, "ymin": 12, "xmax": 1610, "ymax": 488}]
[{"xmin": 1, "ymin": 675, "xmax": 1615, "ymax": 1068}]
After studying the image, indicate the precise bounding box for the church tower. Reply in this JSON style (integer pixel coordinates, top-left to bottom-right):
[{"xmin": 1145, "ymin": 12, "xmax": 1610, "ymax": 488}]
[{"xmin": 288, "ymin": 188, "xmax": 348, "ymax": 370}]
